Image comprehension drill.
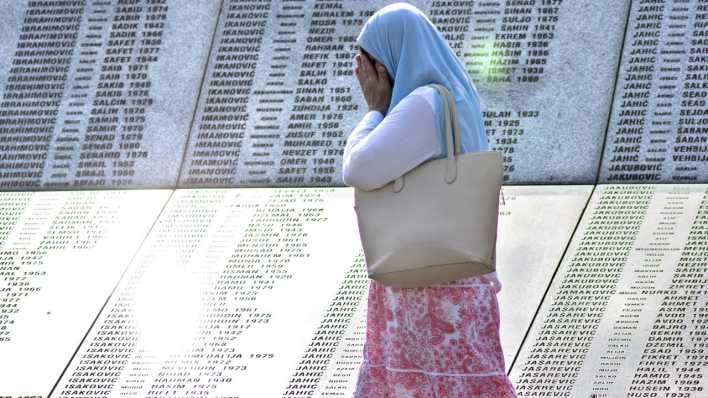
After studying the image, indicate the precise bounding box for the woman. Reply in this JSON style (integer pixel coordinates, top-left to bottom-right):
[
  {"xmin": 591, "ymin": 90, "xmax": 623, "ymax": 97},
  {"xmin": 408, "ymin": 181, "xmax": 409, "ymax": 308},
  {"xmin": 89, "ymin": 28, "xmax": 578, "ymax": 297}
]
[{"xmin": 342, "ymin": 3, "xmax": 517, "ymax": 397}]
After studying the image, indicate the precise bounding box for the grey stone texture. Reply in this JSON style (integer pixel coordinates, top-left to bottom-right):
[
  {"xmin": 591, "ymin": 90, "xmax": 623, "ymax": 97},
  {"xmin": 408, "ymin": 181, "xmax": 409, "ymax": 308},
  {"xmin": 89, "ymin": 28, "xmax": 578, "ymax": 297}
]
[
  {"xmin": 467, "ymin": 0, "xmax": 630, "ymax": 184},
  {"xmin": 0, "ymin": 0, "xmax": 219, "ymax": 190},
  {"xmin": 178, "ymin": 0, "xmax": 631, "ymax": 187},
  {"xmin": 599, "ymin": 0, "xmax": 708, "ymax": 183},
  {"xmin": 2, "ymin": 0, "xmax": 706, "ymax": 189}
]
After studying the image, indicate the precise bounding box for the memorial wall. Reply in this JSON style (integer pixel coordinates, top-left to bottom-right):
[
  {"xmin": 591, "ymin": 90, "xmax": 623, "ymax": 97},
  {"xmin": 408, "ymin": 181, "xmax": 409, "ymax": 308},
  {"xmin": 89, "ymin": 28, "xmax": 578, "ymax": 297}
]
[
  {"xmin": 600, "ymin": 0, "xmax": 708, "ymax": 183},
  {"xmin": 43, "ymin": 186, "xmax": 584, "ymax": 396},
  {"xmin": 3, "ymin": 0, "xmax": 667, "ymax": 189},
  {"xmin": 177, "ymin": 0, "xmax": 628, "ymax": 187},
  {"xmin": 511, "ymin": 184, "xmax": 708, "ymax": 397},
  {"xmin": 0, "ymin": 0, "xmax": 706, "ymax": 397},
  {"xmin": 0, "ymin": 1, "xmax": 219, "ymax": 189},
  {"xmin": 0, "ymin": 190, "xmax": 170, "ymax": 396}
]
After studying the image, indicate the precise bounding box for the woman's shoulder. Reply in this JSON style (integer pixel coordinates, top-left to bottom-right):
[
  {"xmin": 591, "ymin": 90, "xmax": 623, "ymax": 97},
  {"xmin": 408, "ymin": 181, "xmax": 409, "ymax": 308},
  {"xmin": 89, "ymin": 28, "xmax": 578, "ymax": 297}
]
[
  {"xmin": 409, "ymin": 85, "xmax": 437, "ymax": 100},
  {"xmin": 406, "ymin": 85, "xmax": 438, "ymax": 113}
]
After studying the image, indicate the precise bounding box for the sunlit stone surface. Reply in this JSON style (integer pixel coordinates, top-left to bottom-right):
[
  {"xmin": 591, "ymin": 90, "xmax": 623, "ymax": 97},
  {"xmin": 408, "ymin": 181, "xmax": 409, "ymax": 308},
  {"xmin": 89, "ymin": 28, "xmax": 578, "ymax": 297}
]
[
  {"xmin": 496, "ymin": 185, "xmax": 593, "ymax": 368},
  {"xmin": 511, "ymin": 184, "xmax": 708, "ymax": 397},
  {"xmin": 52, "ymin": 188, "xmax": 365, "ymax": 397},
  {"xmin": 45, "ymin": 186, "xmax": 590, "ymax": 396},
  {"xmin": 0, "ymin": 190, "xmax": 170, "ymax": 397},
  {"xmin": 0, "ymin": 0, "xmax": 706, "ymax": 396}
]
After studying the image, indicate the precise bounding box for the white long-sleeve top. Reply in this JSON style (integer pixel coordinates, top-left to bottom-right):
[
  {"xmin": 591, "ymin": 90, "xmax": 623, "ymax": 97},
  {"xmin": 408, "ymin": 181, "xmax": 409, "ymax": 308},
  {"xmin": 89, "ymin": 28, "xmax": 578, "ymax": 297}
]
[
  {"xmin": 342, "ymin": 85, "xmax": 502, "ymax": 292},
  {"xmin": 343, "ymin": 86, "xmax": 442, "ymax": 191}
]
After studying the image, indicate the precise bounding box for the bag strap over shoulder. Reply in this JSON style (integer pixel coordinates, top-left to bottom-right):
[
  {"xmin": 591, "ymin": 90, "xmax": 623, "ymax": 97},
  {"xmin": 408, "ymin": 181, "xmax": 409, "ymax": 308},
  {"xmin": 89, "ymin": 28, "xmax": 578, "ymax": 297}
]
[
  {"xmin": 430, "ymin": 83, "xmax": 460, "ymax": 183},
  {"xmin": 392, "ymin": 83, "xmax": 460, "ymax": 193},
  {"xmin": 430, "ymin": 84, "xmax": 506, "ymax": 207}
]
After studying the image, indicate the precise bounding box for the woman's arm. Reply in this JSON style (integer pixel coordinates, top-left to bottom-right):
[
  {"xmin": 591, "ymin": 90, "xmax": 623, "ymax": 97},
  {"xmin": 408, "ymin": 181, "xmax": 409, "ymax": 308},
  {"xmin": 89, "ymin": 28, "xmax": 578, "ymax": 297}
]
[{"xmin": 342, "ymin": 92, "xmax": 442, "ymax": 191}]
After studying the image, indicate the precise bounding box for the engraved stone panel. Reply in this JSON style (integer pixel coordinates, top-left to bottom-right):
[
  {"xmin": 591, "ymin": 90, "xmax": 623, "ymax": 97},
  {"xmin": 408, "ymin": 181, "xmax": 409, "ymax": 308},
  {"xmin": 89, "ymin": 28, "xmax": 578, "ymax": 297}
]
[
  {"xmin": 178, "ymin": 0, "xmax": 629, "ymax": 188},
  {"xmin": 0, "ymin": 0, "xmax": 219, "ymax": 190},
  {"xmin": 51, "ymin": 186, "xmax": 592, "ymax": 396},
  {"xmin": 600, "ymin": 0, "xmax": 708, "ymax": 183},
  {"xmin": 510, "ymin": 184, "xmax": 708, "ymax": 397},
  {"xmin": 496, "ymin": 185, "xmax": 593, "ymax": 367},
  {"xmin": 329, "ymin": 185, "xmax": 595, "ymax": 379},
  {"xmin": 52, "ymin": 188, "xmax": 366, "ymax": 397},
  {"xmin": 0, "ymin": 189, "xmax": 170, "ymax": 398},
  {"xmin": 467, "ymin": 0, "xmax": 628, "ymax": 184}
]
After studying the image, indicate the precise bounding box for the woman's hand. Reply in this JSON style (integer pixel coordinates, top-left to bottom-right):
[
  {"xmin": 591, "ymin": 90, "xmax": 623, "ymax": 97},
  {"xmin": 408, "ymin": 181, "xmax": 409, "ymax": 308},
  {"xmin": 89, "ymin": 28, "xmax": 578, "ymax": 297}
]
[{"xmin": 354, "ymin": 52, "xmax": 392, "ymax": 114}]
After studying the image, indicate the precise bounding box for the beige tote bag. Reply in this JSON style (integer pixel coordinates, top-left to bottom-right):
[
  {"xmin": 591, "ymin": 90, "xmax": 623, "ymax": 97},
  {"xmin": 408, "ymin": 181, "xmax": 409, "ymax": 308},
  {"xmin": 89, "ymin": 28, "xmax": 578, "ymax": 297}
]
[{"xmin": 354, "ymin": 83, "xmax": 503, "ymax": 288}]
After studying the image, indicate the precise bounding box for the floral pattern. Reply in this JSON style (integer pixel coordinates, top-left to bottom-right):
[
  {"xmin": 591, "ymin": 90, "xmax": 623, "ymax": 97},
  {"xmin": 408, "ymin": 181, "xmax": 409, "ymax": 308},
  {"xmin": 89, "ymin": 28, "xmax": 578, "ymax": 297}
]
[{"xmin": 354, "ymin": 274, "xmax": 518, "ymax": 397}]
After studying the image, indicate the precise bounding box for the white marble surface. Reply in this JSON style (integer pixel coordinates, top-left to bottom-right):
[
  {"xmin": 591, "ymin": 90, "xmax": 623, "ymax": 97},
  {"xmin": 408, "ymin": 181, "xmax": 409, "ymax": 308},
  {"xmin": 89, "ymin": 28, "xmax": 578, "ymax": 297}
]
[
  {"xmin": 496, "ymin": 185, "xmax": 594, "ymax": 368},
  {"xmin": 0, "ymin": 190, "xmax": 171, "ymax": 397},
  {"xmin": 46, "ymin": 186, "xmax": 593, "ymax": 397},
  {"xmin": 52, "ymin": 188, "xmax": 365, "ymax": 397},
  {"xmin": 511, "ymin": 184, "xmax": 708, "ymax": 397}
]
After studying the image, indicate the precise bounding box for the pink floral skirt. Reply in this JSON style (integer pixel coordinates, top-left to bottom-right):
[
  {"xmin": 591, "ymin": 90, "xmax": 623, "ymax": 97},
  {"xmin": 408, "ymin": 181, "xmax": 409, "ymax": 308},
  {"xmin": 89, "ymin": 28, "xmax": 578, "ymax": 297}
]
[{"xmin": 354, "ymin": 274, "xmax": 518, "ymax": 398}]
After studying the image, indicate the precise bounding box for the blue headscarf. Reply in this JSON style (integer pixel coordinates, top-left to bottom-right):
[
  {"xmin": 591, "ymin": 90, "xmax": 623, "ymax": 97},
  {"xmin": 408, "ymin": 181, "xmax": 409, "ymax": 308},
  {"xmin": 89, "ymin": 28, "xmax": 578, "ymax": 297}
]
[{"xmin": 356, "ymin": 2, "xmax": 489, "ymax": 155}]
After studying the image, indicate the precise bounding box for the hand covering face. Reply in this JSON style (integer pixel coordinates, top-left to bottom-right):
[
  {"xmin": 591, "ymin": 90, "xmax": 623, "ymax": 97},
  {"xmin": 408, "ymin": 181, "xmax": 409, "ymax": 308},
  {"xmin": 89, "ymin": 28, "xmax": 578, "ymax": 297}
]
[{"xmin": 356, "ymin": 2, "xmax": 489, "ymax": 154}]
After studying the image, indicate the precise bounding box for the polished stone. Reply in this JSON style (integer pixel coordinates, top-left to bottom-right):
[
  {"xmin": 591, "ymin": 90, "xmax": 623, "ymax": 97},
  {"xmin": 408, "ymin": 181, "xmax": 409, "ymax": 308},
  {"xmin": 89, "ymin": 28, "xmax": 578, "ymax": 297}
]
[
  {"xmin": 510, "ymin": 184, "xmax": 708, "ymax": 396},
  {"xmin": 51, "ymin": 186, "xmax": 592, "ymax": 395},
  {"xmin": 0, "ymin": 1, "xmax": 219, "ymax": 190},
  {"xmin": 0, "ymin": 190, "xmax": 171, "ymax": 397},
  {"xmin": 467, "ymin": 0, "xmax": 630, "ymax": 184},
  {"xmin": 53, "ymin": 188, "xmax": 366, "ymax": 397},
  {"xmin": 178, "ymin": 0, "xmax": 630, "ymax": 188},
  {"xmin": 496, "ymin": 185, "xmax": 594, "ymax": 367},
  {"xmin": 600, "ymin": 0, "xmax": 708, "ymax": 183}
]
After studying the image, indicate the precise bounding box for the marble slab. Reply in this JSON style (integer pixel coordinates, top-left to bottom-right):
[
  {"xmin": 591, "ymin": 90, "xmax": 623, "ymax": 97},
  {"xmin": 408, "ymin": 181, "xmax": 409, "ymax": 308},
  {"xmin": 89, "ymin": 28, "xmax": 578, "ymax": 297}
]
[
  {"xmin": 510, "ymin": 184, "xmax": 708, "ymax": 397},
  {"xmin": 178, "ymin": 0, "xmax": 630, "ymax": 188},
  {"xmin": 599, "ymin": 1, "xmax": 708, "ymax": 183},
  {"xmin": 324, "ymin": 185, "xmax": 595, "ymax": 381},
  {"xmin": 465, "ymin": 0, "xmax": 629, "ymax": 184},
  {"xmin": 496, "ymin": 185, "xmax": 593, "ymax": 368},
  {"xmin": 0, "ymin": 0, "xmax": 219, "ymax": 190},
  {"xmin": 49, "ymin": 185, "xmax": 591, "ymax": 396},
  {"xmin": 52, "ymin": 188, "xmax": 366, "ymax": 397},
  {"xmin": 0, "ymin": 189, "xmax": 171, "ymax": 398}
]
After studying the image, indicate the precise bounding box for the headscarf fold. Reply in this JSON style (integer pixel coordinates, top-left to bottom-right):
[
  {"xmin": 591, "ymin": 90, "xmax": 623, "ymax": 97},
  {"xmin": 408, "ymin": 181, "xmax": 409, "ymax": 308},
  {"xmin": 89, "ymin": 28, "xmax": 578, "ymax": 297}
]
[{"xmin": 356, "ymin": 2, "xmax": 489, "ymax": 154}]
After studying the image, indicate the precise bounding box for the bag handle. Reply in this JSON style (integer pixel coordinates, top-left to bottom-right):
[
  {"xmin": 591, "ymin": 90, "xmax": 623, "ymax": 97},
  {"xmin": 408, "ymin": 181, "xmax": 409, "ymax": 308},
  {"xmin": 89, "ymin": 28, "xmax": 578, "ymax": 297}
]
[
  {"xmin": 433, "ymin": 84, "xmax": 506, "ymax": 207},
  {"xmin": 433, "ymin": 83, "xmax": 462, "ymax": 182},
  {"xmin": 393, "ymin": 83, "xmax": 460, "ymax": 193}
]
